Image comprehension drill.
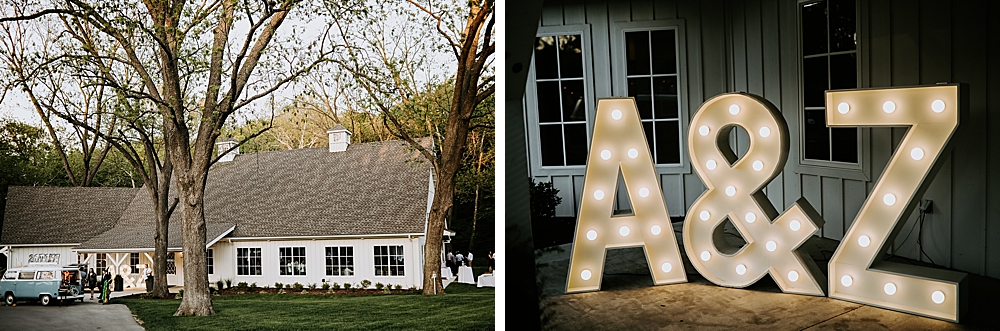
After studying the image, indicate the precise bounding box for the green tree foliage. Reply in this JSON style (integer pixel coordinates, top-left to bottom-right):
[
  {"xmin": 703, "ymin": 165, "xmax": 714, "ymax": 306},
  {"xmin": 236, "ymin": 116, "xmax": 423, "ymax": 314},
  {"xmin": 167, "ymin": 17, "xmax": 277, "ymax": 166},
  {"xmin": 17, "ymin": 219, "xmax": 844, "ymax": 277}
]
[{"xmin": 530, "ymin": 179, "xmax": 562, "ymax": 221}]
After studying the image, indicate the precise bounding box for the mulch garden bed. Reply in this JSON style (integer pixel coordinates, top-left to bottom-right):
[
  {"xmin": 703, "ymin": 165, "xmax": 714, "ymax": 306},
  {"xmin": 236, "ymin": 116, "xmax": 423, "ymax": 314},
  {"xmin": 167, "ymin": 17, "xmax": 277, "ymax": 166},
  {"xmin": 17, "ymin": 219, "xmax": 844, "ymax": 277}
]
[{"xmin": 216, "ymin": 287, "xmax": 416, "ymax": 296}]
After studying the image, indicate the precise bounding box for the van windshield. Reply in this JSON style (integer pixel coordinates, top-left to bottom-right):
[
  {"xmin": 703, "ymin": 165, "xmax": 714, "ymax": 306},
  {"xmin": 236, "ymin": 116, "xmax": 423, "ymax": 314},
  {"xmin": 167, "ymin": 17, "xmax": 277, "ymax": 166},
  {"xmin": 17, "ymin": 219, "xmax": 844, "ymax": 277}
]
[{"xmin": 3, "ymin": 271, "xmax": 15, "ymax": 280}]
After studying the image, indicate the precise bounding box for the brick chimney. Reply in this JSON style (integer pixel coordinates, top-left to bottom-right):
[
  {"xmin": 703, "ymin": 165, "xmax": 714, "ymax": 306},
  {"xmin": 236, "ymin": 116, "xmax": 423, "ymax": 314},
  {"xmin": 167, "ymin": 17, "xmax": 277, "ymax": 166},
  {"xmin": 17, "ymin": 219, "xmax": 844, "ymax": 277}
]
[{"xmin": 327, "ymin": 125, "xmax": 352, "ymax": 152}]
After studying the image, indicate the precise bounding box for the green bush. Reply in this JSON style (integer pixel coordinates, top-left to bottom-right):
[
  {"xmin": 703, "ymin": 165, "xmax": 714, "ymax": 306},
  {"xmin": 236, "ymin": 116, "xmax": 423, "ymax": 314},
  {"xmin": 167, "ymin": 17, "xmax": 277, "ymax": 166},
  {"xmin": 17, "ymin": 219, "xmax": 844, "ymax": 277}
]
[
  {"xmin": 225, "ymin": 279, "xmax": 233, "ymax": 289},
  {"xmin": 301, "ymin": 290, "xmax": 308, "ymax": 294},
  {"xmin": 360, "ymin": 279, "xmax": 371, "ymax": 289},
  {"xmin": 343, "ymin": 283, "xmax": 352, "ymax": 290},
  {"xmin": 237, "ymin": 282, "xmax": 249, "ymax": 291},
  {"xmin": 408, "ymin": 286, "xmax": 417, "ymax": 291},
  {"xmin": 530, "ymin": 179, "xmax": 562, "ymax": 221},
  {"xmin": 292, "ymin": 282, "xmax": 304, "ymax": 291},
  {"xmin": 285, "ymin": 284, "xmax": 292, "ymax": 289},
  {"xmin": 278, "ymin": 289, "xmax": 285, "ymax": 294},
  {"xmin": 308, "ymin": 283, "xmax": 317, "ymax": 290},
  {"xmin": 249, "ymin": 283, "xmax": 258, "ymax": 291},
  {"xmin": 217, "ymin": 280, "xmax": 225, "ymax": 291},
  {"xmin": 275, "ymin": 282, "xmax": 283, "ymax": 290},
  {"xmin": 332, "ymin": 282, "xmax": 340, "ymax": 289},
  {"xmin": 321, "ymin": 282, "xmax": 330, "ymax": 290},
  {"xmin": 395, "ymin": 284, "xmax": 403, "ymax": 290},
  {"xmin": 375, "ymin": 282, "xmax": 385, "ymax": 290}
]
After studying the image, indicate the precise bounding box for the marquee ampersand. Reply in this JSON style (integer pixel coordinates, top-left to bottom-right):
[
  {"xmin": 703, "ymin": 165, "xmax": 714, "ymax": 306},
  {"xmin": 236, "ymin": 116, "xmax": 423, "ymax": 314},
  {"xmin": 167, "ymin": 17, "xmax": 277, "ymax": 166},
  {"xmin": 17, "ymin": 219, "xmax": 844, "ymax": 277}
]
[
  {"xmin": 683, "ymin": 93, "xmax": 827, "ymax": 296},
  {"xmin": 566, "ymin": 98, "xmax": 687, "ymax": 293}
]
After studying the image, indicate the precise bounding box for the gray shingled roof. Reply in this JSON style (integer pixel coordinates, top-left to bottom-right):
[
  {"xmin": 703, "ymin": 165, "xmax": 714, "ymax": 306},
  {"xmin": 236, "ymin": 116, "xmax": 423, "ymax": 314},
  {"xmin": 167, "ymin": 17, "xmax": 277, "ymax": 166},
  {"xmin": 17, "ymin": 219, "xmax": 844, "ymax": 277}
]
[
  {"xmin": 1, "ymin": 186, "xmax": 139, "ymax": 245},
  {"xmin": 75, "ymin": 138, "xmax": 432, "ymax": 250}
]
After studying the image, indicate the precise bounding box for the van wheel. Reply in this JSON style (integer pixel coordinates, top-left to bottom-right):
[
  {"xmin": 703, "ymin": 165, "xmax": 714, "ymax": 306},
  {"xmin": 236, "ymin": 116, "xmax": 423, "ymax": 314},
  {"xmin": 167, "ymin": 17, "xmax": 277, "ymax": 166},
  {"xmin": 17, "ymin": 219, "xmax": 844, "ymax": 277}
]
[
  {"xmin": 40, "ymin": 295, "xmax": 52, "ymax": 306},
  {"xmin": 3, "ymin": 293, "xmax": 14, "ymax": 305}
]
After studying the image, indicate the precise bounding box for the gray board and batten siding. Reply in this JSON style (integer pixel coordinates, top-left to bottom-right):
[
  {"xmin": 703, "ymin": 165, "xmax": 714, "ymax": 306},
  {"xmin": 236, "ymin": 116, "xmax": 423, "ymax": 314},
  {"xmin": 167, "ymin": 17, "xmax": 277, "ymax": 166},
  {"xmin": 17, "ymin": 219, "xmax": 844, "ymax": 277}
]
[{"xmin": 523, "ymin": 0, "xmax": 1000, "ymax": 280}]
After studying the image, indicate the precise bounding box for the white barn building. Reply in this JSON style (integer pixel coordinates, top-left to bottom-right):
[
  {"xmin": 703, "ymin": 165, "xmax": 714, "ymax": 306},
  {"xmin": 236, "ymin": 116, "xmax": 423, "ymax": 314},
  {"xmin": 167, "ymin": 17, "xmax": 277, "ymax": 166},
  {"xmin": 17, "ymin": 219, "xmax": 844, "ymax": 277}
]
[{"xmin": 1, "ymin": 129, "xmax": 447, "ymax": 290}]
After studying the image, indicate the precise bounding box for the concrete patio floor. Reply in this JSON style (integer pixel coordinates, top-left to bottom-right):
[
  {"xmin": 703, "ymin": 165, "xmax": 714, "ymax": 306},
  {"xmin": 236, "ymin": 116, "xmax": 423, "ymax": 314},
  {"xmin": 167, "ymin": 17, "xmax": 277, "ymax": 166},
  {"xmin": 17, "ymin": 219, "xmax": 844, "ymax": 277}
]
[{"xmin": 535, "ymin": 223, "xmax": 1000, "ymax": 330}]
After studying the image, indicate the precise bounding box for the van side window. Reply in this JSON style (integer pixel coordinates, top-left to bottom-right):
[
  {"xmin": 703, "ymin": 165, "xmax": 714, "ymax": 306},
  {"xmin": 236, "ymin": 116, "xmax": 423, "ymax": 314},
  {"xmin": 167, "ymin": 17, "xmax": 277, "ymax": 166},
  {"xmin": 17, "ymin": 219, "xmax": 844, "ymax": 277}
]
[
  {"xmin": 18, "ymin": 271, "xmax": 34, "ymax": 280},
  {"xmin": 37, "ymin": 271, "xmax": 56, "ymax": 280},
  {"xmin": 3, "ymin": 270, "xmax": 16, "ymax": 280}
]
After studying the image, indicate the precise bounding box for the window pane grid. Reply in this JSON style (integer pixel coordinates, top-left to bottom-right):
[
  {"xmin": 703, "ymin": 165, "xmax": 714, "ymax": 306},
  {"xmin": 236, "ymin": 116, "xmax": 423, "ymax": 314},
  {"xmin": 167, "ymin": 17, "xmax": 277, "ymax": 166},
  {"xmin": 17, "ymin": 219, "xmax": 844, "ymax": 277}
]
[
  {"xmin": 625, "ymin": 29, "xmax": 681, "ymax": 165},
  {"xmin": 325, "ymin": 246, "xmax": 354, "ymax": 276},
  {"xmin": 166, "ymin": 252, "xmax": 176, "ymax": 275},
  {"xmin": 280, "ymin": 247, "xmax": 307, "ymax": 276},
  {"xmin": 373, "ymin": 245, "xmax": 405, "ymax": 277},
  {"xmin": 237, "ymin": 248, "xmax": 262, "ymax": 276},
  {"xmin": 535, "ymin": 34, "xmax": 588, "ymax": 167},
  {"xmin": 207, "ymin": 249, "xmax": 214, "ymax": 275}
]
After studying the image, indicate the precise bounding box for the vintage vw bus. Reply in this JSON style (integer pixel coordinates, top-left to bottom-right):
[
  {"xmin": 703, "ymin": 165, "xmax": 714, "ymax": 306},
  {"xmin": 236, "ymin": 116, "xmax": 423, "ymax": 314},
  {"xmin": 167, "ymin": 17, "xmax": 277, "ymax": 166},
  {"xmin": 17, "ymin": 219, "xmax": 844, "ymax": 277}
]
[{"xmin": 1, "ymin": 265, "xmax": 85, "ymax": 306}]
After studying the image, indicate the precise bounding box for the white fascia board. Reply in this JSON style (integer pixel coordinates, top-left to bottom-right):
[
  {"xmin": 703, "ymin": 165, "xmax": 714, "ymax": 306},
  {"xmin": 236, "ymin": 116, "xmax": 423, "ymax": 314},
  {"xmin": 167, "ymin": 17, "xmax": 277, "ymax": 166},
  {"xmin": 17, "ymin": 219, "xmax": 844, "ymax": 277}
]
[
  {"xmin": 206, "ymin": 225, "xmax": 236, "ymax": 248},
  {"xmin": 225, "ymin": 233, "xmax": 426, "ymax": 241},
  {"xmin": 2, "ymin": 243, "xmax": 80, "ymax": 247}
]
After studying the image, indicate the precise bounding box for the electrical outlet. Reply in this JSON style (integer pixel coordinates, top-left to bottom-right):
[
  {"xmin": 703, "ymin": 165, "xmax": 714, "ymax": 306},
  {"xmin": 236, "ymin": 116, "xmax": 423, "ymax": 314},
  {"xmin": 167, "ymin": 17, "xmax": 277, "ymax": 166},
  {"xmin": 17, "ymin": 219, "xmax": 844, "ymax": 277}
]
[{"xmin": 919, "ymin": 199, "xmax": 933, "ymax": 214}]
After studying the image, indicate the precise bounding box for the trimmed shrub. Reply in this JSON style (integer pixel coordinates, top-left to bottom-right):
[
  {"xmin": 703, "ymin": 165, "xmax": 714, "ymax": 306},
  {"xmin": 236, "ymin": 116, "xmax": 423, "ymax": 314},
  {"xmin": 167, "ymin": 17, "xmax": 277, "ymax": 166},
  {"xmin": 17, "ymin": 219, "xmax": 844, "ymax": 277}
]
[
  {"xmin": 343, "ymin": 283, "xmax": 352, "ymax": 290},
  {"xmin": 360, "ymin": 279, "xmax": 372, "ymax": 289},
  {"xmin": 225, "ymin": 279, "xmax": 233, "ymax": 289},
  {"xmin": 375, "ymin": 282, "xmax": 385, "ymax": 290},
  {"xmin": 216, "ymin": 280, "xmax": 225, "ymax": 291},
  {"xmin": 249, "ymin": 283, "xmax": 258, "ymax": 291},
  {"xmin": 395, "ymin": 284, "xmax": 403, "ymax": 290},
  {"xmin": 285, "ymin": 283, "xmax": 292, "ymax": 289},
  {"xmin": 292, "ymin": 282, "xmax": 304, "ymax": 291},
  {"xmin": 275, "ymin": 282, "xmax": 283, "ymax": 290},
  {"xmin": 278, "ymin": 289, "xmax": 285, "ymax": 294},
  {"xmin": 308, "ymin": 283, "xmax": 317, "ymax": 290},
  {"xmin": 236, "ymin": 282, "xmax": 249, "ymax": 291},
  {"xmin": 332, "ymin": 282, "xmax": 340, "ymax": 289},
  {"xmin": 321, "ymin": 282, "xmax": 330, "ymax": 290}
]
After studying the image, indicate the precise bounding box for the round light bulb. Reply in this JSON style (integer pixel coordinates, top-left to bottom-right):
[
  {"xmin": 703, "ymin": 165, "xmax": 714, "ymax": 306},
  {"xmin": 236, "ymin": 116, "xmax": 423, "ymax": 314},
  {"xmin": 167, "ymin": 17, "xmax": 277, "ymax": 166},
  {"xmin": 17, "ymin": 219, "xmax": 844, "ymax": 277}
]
[
  {"xmin": 661, "ymin": 262, "xmax": 672, "ymax": 273},
  {"xmin": 790, "ymin": 220, "xmax": 801, "ymax": 231},
  {"xmin": 700, "ymin": 251, "xmax": 711, "ymax": 261},
  {"xmin": 651, "ymin": 225, "xmax": 661, "ymax": 235},
  {"xmin": 600, "ymin": 150, "xmax": 611, "ymax": 160},
  {"xmin": 858, "ymin": 235, "xmax": 871, "ymax": 247},
  {"xmin": 883, "ymin": 193, "xmax": 896, "ymax": 206},
  {"xmin": 759, "ymin": 127, "xmax": 771, "ymax": 138},
  {"xmin": 766, "ymin": 241, "xmax": 776, "ymax": 252},
  {"xmin": 581, "ymin": 269, "xmax": 592, "ymax": 280},
  {"xmin": 639, "ymin": 187, "xmax": 650, "ymax": 198},
  {"xmin": 706, "ymin": 160, "xmax": 717, "ymax": 170},
  {"xmin": 911, "ymin": 148, "xmax": 924, "ymax": 160},
  {"xmin": 594, "ymin": 190, "xmax": 605, "ymax": 200},
  {"xmin": 752, "ymin": 160, "xmax": 764, "ymax": 171},
  {"xmin": 932, "ymin": 100, "xmax": 945, "ymax": 113},
  {"xmin": 838, "ymin": 102, "xmax": 850, "ymax": 114},
  {"xmin": 788, "ymin": 271, "xmax": 799, "ymax": 282},
  {"xmin": 725, "ymin": 186, "xmax": 736, "ymax": 196},
  {"xmin": 736, "ymin": 264, "xmax": 747, "ymax": 275},
  {"xmin": 932, "ymin": 291, "xmax": 945, "ymax": 304},
  {"xmin": 619, "ymin": 226, "xmax": 630, "ymax": 236},
  {"xmin": 611, "ymin": 109, "xmax": 622, "ymax": 120},
  {"xmin": 586, "ymin": 230, "xmax": 597, "ymax": 241},
  {"xmin": 883, "ymin": 101, "xmax": 896, "ymax": 113},
  {"xmin": 841, "ymin": 275, "xmax": 853, "ymax": 287},
  {"xmin": 628, "ymin": 148, "xmax": 638, "ymax": 159},
  {"xmin": 729, "ymin": 104, "xmax": 740, "ymax": 115},
  {"xmin": 698, "ymin": 126, "xmax": 710, "ymax": 136},
  {"xmin": 884, "ymin": 283, "xmax": 897, "ymax": 295},
  {"xmin": 699, "ymin": 211, "xmax": 711, "ymax": 221},
  {"xmin": 745, "ymin": 212, "xmax": 756, "ymax": 223}
]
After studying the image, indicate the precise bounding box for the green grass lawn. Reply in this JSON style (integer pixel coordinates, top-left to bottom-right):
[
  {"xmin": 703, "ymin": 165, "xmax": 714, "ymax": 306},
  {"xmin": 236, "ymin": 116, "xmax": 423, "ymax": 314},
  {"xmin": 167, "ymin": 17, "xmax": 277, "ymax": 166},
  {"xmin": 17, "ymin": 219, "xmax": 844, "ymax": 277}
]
[{"xmin": 119, "ymin": 283, "xmax": 494, "ymax": 331}]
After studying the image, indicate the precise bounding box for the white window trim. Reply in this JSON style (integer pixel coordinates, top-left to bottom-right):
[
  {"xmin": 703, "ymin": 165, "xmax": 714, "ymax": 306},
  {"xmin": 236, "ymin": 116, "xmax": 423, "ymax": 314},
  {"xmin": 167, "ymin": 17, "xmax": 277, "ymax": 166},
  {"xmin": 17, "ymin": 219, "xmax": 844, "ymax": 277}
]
[
  {"xmin": 278, "ymin": 246, "xmax": 307, "ymax": 277},
  {"xmin": 206, "ymin": 249, "xmax": 214, "ymax": 275},
  {"xmin": 794, "ymin": 0, "xmax": 871, "ymax": 181},
  {"xmin": 236, "ymin": 247, "xmax": 263, "ymax": 277},
  {"xmin": 373, "ymin": 245, "xmax": 406, "ymax": 277},
  {"xmin": 525, "ymin": 24, "xmax": 596, "ymax": 177},
  {"xmin": 610, "ymin": 19, "xmax": 692, "ymax": 174},
  {"xmin": 324, "ymin": 246, "xmax": 355, "ymax": 277}
]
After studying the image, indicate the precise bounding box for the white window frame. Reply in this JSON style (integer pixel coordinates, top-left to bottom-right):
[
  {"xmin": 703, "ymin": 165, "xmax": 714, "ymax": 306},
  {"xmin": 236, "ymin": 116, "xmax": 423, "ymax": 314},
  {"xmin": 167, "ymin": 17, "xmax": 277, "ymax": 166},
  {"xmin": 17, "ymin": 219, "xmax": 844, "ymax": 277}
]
[
  {"xmin": 524, "ymin": 24, "xmax": 596, "ymax": 177},
  {"xmin": 325, "ymin": 246, "xmax": 354, "ymax": 277},
  {"xmin": 795, "ymin": 0, "xmax": 871, "ymax": 181},
  {"xmin": 236, "ymin": 247, "xmax": 262, "ymax": 276},
  {"xmin": 166, "ymin": 252, "xmax": 176, "ymax": 275},
  {"xmin": 130, "ymin": 252, "xmax": 140, "ymax": 274},
  {"xmin": 373, "ymin": 245, "xmax": 405, "ymax": 277},
  {"xmin": 279, "ymin": 246, "xmax": 307, "ymax": 276},
  {"xmin": 610, "ymin": 19, "xmax": 692, "ymax": 174},
  {"xmin": 206, "ymin": 249, "xmax": 214, "ymax": 275}
]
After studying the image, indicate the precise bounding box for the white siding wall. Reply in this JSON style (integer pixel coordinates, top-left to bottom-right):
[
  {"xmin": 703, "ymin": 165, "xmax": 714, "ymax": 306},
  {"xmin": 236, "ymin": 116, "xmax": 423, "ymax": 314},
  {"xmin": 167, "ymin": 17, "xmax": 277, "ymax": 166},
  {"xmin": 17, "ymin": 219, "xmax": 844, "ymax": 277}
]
[
  {"xmin": 223, "ymin": 237, "xmax": 425, "ymax": 289},
  {"xmin": 5, "ymin": 246, "xmax": 77, "ymax": 268}
]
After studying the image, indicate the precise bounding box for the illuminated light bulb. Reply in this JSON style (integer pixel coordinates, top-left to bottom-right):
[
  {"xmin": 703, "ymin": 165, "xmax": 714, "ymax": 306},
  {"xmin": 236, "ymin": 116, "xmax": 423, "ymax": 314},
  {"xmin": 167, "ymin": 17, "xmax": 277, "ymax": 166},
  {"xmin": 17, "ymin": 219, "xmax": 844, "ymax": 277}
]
[
  {"xmin": 639, "ymin": 187, "xmax": 650, "ymax": 198},
  {"xmin": 752, "ymin": 160, "xmax": 763, "ymax": 171},
  {"xmin": 628, "ymin": 149, "xmax": 638, "ymax": 159},
  {"xmin": 594, "ymin": 190, "xmax": 605, "ymax": 200},
  {"xmin": 619, "ymin": 226, "xmax": 630, "ymax": 236},
  {"xmin": 838, "ymin": 102, "xmax": 850, "ymax": 114},
  {"xmin": 745, "ymin": 212, "xmax": 756, "ymax": 223},
  {"xmin": 884, "ymin": 283, "xmax": 897, "ymax": 295},
  {"xmin": 700, "ymin": 251, "xmax": 711, "ymax": 261},
  {"xmin": 766, "ymin": 241, "xmax": 776, "ymax": 252},
  {"xmin": 883, "ymin": 193, "xmax": 896, "ymax": 206},
  {"xmin": 600, "ymin": 150, "xmax": 611, "ymax": 160},
  {"xmin": 858, "ymin": 235, "xmax": 871, "ymax": 248},
  {"xmin": 699, "ymin": 211, "xmax": 710, "ymax": 221},
  {"xmin": 729, "ymin": 104, "xmax": 740, "ymax": 115},
  {"xmin": 651, "ymin": 225, "xmax": 661, "ymax": 235},
  {"xmin": 698, "ymin": 125, "xmax": 710, "ymax": 136},
  {"xmin": 759, "ymin": 127, "xmax": 771, "ymax": 138},
  {"xmin": 661, "ymin": 262, "xmax": 672, "ymax": 273},
  {"xmin": 790, "ymin": 220, "xmax": 801, "ymax": 231},
  {"xmin": 932, "ymin": 100, "xmax": 946, "ymax": 113},
  {"xmin": 932, "ymin": 291, "xmax": 945, "ymax": 304},
  {"xmin": 586, "ymin": 230, "xmax": 597, "ymax": 241},
  {"xmin": 725, "ymin": 186, "xmax": 736, "ymax": 196},
  {"xmin": 911, "ymin": 148, "xmax": 924, "ymax": 160},
  {"xmin": 706, "ymin": 160, "xmax": 717, "ymax": 170},
  {"xmin": 883, "ymin": 101, "xmax": 896, "ymax": 113},
  {"xmin": 736, "ymin": 264, "xmax": 747, "ymax": 275},
  {"xmin": 788, "ymin": 270, "xmax": 799, "ymax": 282},
  {"xmin": 611, "ymin": 109, "xmax": 622, "ymax": 120},
  {"xmin": 581, "ymin": 269, "xmax": 592, "ymax": 280},
  {"xmin": 841, "ymin": 275, "xmax": 853, "ymax": 287}
]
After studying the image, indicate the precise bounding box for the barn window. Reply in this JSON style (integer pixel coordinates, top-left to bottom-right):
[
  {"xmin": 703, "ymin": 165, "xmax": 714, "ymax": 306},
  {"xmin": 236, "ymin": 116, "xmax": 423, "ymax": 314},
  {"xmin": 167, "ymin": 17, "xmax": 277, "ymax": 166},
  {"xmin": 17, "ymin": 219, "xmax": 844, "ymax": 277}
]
[
  {"xmin": 622, "ymin": 29, "xmax": 682, "ymax": 165},
  {"xmin": 325, "ymin": 246, "xmax": 354, "ymax": 276},
  {"xmin": 532, "ymin": 33, "xmax": 590, "ymax": 167},
  {"xmin": 237, "ymin": 247, "xmax": 262, "ymax": 276},
  {"xmin": 206, "ymin": 249, "xmax": 214, "ymax": 275},
  {"xmin": 130, "ymin": 252, "xmax": 140, "ymax": 274},
  {"xmin": 166, "ymin": 252, "xmax": 176, "ymax": 275},
  {"xmin": 279, "ymin": 247, "xmax": 307, "ymax": 276},
  {"xmin": 374, "ymin": 245, "xmax": 405, "ymax": 277}
]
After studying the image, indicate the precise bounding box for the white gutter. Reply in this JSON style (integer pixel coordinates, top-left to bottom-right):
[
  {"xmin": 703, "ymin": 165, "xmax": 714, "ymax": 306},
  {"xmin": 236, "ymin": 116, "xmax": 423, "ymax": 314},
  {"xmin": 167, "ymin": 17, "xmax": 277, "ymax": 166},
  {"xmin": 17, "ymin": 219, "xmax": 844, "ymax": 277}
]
[
  {"xmin": 1, "ymin": 243, "xmax": 80, "ymax": 247},
  {"xmin": 206, "ymin": 225, "xmax": 236, "ymax": 248},
  {"xmin": 225, "ymin": 233, "xmax": 427, "ymax": 241},
  {"xmin": 73, "ymin": 248, "xmax": 183, "ymax": 253}
]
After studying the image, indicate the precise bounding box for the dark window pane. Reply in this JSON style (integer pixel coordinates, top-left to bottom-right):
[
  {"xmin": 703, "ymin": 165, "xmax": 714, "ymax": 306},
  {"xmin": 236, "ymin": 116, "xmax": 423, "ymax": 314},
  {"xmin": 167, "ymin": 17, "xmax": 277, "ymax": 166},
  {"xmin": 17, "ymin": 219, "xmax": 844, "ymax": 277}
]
[
  {"xmin": 803, "ymin": 56, "xmax": 828, "ymax": 108},
  {"xmin": 831, "ymin": 128, "xmax": 858, "ymax": 162},
  {"xmin": 564, "ymin": 124, "xmax": 588, "ymax": 166},
  {"xmin": 625, "ymin": 31, "xmax": 651, "ymax": 75},
  {"xmin": 829, "ymin": 0, "xmax": 856, "ymax": 52},
  {"xmin": 536, "ymin": 81, "xmax": 561, "ymax": 123},
  {"xmin": 830, "ymin": 53, "xmax": 856, "ymax": 90},
  {"xmin": 642, "ymin": 122, "xmax": 654, "ymax": 161},
  {"xmin": 801, "ymin": 1, "xmax": 827, "ymax": 56},
  {"xmin": 653, "ymin": 76, "xmax": 679, "ymax": 119},
  {"xmin": 561, "ymin": 80, "xmax": 586, "ymax": 122},
  {"xmin": 628, "ymin": 77, "xmax": 653, "ymax": 119},
  {"xmin": 534, "ymin": 36, "xmax": 558, "ymax": 79},
  {"xmin": 655, "ymin": 121, "xmax": 681, "ymax": 164},
  {"xmin": 650, "ymin": 30, "xmax": 677, "ymax": 75},
  {"xmin": 539, "ymin": 125, "xmax": 564, "ymax": 166},
  {"xmin": 803, "ymin": 108, "xmax": 831, "ymax": 160},
  {"xmin": 559, "ymin": 35, "xmax": 584, "ymax": 78}
]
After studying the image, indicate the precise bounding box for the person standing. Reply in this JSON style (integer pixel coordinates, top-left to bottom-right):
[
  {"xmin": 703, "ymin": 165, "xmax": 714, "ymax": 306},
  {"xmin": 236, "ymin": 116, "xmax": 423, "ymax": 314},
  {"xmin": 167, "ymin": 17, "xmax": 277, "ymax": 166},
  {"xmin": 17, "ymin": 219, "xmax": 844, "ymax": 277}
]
[
  {"xmin": 456, "ymin": 251, "xmax": 465, "ymax": 267},
  {"xmin": 488, "ymin": 251, "xmax": 494, "ymax": 274},
  {"xmin": 100, "ymin": 268, "xmax": 113, "ymax": 304},
  {"xmin": 466, "ymin": 251, "xmax": 474, "ymax": 269},
  {"xmin": 446, "ymin": 251, "xmax": 455, "ymax": 278},
  {"xmin": 87, "ymin": 268, "xmax": 97, "ymax": 299}
]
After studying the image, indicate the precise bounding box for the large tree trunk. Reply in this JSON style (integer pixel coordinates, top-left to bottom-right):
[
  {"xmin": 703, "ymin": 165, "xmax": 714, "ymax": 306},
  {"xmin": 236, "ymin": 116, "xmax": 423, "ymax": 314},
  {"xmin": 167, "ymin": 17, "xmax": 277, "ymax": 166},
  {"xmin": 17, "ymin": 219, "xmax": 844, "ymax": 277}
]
[
  {"xmin": 149, "ymin": 162, "xmax": 173, "ymax": 298},
  {"xmin": 423, "ymin": 176, "xmax": 454, "ymax": 294},
  {"xmin": 173, "ymin": 172, "xmax": 213, "ymax": 316}
]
